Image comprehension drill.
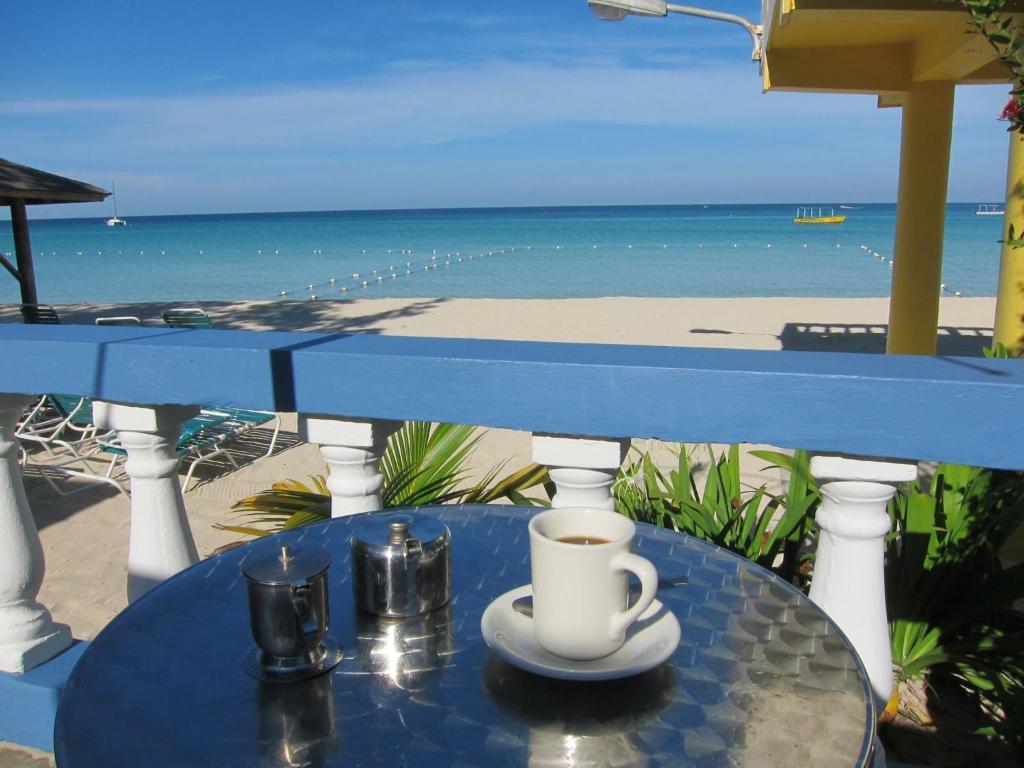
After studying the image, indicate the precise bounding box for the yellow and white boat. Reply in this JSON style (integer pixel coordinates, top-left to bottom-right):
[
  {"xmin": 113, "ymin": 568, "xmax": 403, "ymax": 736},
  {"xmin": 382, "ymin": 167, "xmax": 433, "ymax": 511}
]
[{"xmin": 794, "ymin": 207, "xmax": 846, "ymax": 224}]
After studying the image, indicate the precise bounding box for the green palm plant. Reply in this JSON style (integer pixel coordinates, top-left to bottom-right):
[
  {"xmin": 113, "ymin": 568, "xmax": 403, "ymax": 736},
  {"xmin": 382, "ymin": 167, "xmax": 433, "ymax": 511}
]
[
  {"xmin": 612, "ymin": 444, "xmax": 818, "ymax": 575},
  {"xmin": 219, "ymin": 421, "xmax": 549, "ymax": 537},
  {"xmin": 885, "ymin": 463, "xmax": 1024, "ymax": 749}
]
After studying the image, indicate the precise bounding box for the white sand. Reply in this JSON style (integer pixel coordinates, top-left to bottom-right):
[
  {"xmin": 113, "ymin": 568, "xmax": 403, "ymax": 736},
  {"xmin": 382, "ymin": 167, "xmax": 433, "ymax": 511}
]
[{"xmin": 3, "ymin": 296, "xmax": 997, "ymax": 640}]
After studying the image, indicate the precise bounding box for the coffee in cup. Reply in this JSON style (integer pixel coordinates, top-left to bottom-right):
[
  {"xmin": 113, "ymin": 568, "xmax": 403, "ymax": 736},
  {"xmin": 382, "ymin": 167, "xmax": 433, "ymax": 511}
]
[{"xmin": 528, "ymin": 507, "xmax": 657, "ymax": 660}]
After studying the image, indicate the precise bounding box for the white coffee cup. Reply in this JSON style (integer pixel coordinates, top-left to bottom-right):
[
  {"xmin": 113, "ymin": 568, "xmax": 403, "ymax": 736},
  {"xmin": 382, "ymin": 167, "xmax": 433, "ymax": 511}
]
[{"xmin": 528, "ymin": 507, "xmax": 658, "ymax": 660}]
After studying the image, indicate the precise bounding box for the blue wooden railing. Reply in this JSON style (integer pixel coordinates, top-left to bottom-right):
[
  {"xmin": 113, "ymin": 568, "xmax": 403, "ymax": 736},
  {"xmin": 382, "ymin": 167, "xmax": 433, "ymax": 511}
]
[{"xmin": 1, "ymin": 323, "xmax": 1023, "ymax": 468}]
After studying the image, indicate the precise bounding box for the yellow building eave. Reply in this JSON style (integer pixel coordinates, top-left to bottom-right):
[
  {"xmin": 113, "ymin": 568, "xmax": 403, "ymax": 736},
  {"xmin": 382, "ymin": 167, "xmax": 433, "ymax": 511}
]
[{"xmin": 762, "ymin": 0, "xmax": 1024, "ymax": 94}]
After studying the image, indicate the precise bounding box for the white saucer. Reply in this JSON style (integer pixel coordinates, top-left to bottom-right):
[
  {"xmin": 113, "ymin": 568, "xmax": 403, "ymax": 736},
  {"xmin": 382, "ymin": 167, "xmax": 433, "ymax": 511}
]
[{"xmin": 480, "ymin": 584, "xmax": 681, "ymax": 681}]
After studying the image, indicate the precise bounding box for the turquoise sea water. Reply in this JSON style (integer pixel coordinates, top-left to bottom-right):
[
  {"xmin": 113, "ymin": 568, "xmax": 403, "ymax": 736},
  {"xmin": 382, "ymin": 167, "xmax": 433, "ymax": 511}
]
[{"xmin": 0, "ymin": 204, "xmax": 1005, "ymax": 304}]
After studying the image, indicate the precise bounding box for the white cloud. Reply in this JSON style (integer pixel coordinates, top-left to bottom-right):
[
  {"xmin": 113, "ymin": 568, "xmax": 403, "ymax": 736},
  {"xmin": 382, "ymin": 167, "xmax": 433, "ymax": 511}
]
[{"xmin": 1, "ymin": 60, "xmax": 881, "ymax": 155}]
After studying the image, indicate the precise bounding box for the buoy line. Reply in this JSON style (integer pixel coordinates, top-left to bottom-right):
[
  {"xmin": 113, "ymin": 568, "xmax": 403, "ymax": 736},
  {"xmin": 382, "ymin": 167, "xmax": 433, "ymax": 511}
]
[
  {"xmin": 860, "ymin": 243, "xmax": 966, "ymax": 297},
  {"xmin": 277, "ymin": 245, "xmax": 522, "ymax": 299}
]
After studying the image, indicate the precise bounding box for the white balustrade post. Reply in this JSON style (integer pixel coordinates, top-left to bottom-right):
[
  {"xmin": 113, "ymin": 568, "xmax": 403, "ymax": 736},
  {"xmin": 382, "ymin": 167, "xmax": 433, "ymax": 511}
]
[
  {"xmin": 94, "ymin": 401, "xmax": 200, "ymax": 603},
  {"xmin": 0, "ymin": 394, "xmax": 72, "ymax": 673},
  {"xmin": 809, "ymin": 454, "xmax": 917, "ymax": 707},
  {"xmin": 532, "ymin": 434, "xmax": 629, "ymax": 510},
  {"xmin": 298, "ymin": 416, "xmax": 401, "ymax": 518}
]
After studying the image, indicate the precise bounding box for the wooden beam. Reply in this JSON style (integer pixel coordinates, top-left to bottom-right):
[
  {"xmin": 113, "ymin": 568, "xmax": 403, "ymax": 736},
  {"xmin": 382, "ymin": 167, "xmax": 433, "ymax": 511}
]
[
  {"xmin": 0, "ymin": 253, "xmax": 20, "ymax": 282},
  {"xmin": 9, "ymin": 202, "xmax": 38, "ymax": 306}
]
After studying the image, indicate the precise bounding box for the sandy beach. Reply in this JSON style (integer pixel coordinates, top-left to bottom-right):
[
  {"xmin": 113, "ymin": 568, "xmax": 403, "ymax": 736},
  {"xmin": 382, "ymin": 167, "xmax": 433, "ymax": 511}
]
[
  {"xmin": 3, "ymin": 294, "xmax": 997, "ymax": 639},
  {"xmin": 0, "ymin": 295, "xmax": 997, "ymax": 353}
]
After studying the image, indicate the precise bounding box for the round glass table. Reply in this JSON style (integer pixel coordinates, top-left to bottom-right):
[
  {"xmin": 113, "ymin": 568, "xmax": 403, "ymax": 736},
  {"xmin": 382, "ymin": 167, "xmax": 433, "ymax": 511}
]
[{"xmin": 55, "ymin": 505, "xmax": 876, "ymax": 767}]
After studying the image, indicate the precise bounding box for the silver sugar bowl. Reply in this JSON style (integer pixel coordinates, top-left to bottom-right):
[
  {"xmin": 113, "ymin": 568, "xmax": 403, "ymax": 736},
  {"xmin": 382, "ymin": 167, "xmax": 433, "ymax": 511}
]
[
  {"xmin": 242, "ymin": 544, "xmax": 343, "ymax": 683},
  {"xmin": 351, "ymin": 513, "xmax": 451, "ymax": 617}
]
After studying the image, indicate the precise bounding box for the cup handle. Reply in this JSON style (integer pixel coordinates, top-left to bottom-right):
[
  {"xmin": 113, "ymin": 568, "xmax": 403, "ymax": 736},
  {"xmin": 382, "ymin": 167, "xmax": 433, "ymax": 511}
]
[
  {"xmin": 608, "ymin": 552, "xmax": 658, "ymax": 640},
  {"xmin": 291, "ymin": 583, "xmax": 320, "ymax": 642}
]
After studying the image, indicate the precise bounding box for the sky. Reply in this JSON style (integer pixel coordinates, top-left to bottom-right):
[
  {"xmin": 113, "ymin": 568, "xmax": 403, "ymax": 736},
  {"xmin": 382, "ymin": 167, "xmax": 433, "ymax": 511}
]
[{"xmin": 1, "ymin": 0, "xmax": 1015, "ymax": 217}]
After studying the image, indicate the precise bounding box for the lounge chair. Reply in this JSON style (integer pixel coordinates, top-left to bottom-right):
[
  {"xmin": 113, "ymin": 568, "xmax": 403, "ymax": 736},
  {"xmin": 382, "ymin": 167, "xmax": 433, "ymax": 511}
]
[
  {"xmin": 16, "ymin": 395, "xmax": 127, "ymax": 496},
  {"xmin": 20, "ymin": 304, "xmax": 61, "ymax": 324},
  {"xmin": 161, "ymin": 307, "xmax": 281, "ymax": 469},
  {"xmin": 162, "ymin": 307, "xmax": 213, "ymax": 329},
  {"xmin": 18, "ymin": 394, "xmax": 279, "ymax": 493},
  {"xmin": 95, "ymin": 316, "xmax": 143, "ymax": 326}
]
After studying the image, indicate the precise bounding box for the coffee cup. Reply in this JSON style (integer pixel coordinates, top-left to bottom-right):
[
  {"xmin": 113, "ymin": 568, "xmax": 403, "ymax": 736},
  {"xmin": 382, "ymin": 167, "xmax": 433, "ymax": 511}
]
[{"xmin": 528, "ymin": 507, "xmax": 658, "ymax": 660}]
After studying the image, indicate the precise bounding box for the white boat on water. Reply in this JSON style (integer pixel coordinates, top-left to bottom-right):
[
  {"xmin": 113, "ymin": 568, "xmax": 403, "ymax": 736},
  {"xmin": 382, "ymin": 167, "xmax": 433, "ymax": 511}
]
[
  {"xmin": 976, "ymin": 203, "xmax": 1004, "ymax": 216},
  {"xmin": 106, "ymin": 183, "xmax": 127, "ymax": 226}
]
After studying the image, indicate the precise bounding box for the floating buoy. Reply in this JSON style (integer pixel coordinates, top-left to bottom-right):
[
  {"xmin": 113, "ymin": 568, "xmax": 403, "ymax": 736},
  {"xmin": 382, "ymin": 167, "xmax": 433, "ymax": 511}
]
[
  {"xmin": 341, "ymin": 287, "xmax": 348, "ymax": 293},
  {"xmin": 955, "ymin": 291, "xmax": 962, "ymax": 296},
  {"xmin": 941, "ymin": 283, "xmax": 946, "ymax": 290},
  {"xmin": 362, "ymin": 280, "xmax": 368, "ymax": 287},
  {"xmin": 626, "ymin": 245, "xmax": 632, "ymax": 249},
  {"xmin": 766, "ymin": 244, "xmax": 772, "ymax": 248},
  {"xmin": 308, "ymin": 284, "xmax": 314, "ymax": 289},
  {"xmin": 353, "ymin": 273, "xmax": 359, "ymax": 279},
  {"xmin": 733, "ymin": 244, "xmax": 738, "ymax": 248},
  {"xmin": 279, "ymin": 291, "xmax": 287, "ymax": 296},
  {"xmin": 329, "ymin": 277, "xmax": 335, "ymax": 283},
  {"xmin": 310, "ymin": 295, "xmax": 317, "ymax": 300}
]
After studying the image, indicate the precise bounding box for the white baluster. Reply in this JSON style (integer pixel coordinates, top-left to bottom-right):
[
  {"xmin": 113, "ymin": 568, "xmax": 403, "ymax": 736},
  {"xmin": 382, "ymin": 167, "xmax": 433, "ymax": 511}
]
[
  {"xmin": 299, "ymin": 416, "xmax": 400, "ymax": 517},
  {"xmin": 532, "ymin": 434, "xmax": 629, "ymax": 510},
  {"xmin": 809, "ymin": 454, "xmax": 917, "ymax": 706},
  {"xmin": 93, "ymin": 402, "xmax": 200, "ymax": 603},
  {"xmin": 0, "ymin": 394, "xmax": 72, "ymax": 673}
]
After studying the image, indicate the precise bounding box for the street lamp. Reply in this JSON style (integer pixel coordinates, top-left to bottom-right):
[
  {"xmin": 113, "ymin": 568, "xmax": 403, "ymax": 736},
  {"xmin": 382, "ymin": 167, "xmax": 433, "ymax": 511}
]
[{"xmin": 587, "ymin": 1, "xmax": 763, "ymax": 61}]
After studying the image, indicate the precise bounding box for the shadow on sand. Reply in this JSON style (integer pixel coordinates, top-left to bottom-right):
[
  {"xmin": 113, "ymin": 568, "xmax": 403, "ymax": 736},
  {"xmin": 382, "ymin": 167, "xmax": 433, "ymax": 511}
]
[
  {"xmin": 0, "ymin": 298, "xmax": 449, "ymax": 334},
  {"xmin": 693, "ymin": 322, "xmax": 993, "ymax": 356}
]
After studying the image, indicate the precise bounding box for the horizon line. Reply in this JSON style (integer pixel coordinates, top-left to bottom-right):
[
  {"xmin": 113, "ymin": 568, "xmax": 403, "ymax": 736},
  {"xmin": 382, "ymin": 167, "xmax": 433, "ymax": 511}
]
[{"xmin": 2, "ymin": 200, "xmax": 1004, "ymax": 223}]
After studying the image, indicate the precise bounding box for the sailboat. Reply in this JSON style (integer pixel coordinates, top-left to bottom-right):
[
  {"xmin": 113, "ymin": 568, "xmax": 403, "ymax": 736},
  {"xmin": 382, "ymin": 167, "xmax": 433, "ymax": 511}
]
[{"xmin": 106, "ymin": 182, "xmax": 127, "ymax": 226}]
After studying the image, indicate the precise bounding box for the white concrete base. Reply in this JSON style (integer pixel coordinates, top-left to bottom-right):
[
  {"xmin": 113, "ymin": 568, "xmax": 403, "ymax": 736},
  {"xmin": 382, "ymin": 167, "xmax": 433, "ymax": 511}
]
[
  {"xmin": 95, "ymin": 401, "xmax": 201, "ymax": 602},
  {"xmin": 532, "ymin": 435, "xmax": 628, "ymax": 510},
  {"xmin": 809, "ymin": 454, "xmax": 916, "ymax": 707},
  {"xmin": 299, "ymin": 416, "xmax": 400, "ymax": 517},
  {"xmin": 0, "ymin": 394, "xmax": 71, "ymax": 673}
]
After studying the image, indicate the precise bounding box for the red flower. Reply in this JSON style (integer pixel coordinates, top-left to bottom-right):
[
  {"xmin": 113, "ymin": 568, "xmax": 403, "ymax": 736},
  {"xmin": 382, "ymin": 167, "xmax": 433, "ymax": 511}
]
[{"xmin": 1001, "ymin": 97, "xmax": 1022, "ymax": 121}]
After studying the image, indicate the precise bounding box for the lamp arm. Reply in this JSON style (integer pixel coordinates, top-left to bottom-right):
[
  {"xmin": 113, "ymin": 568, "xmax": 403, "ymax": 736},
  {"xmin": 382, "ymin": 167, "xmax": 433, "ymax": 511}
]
[{"xmin": 665, "ymin": 3, "xmax": 763, "ymax": 60}]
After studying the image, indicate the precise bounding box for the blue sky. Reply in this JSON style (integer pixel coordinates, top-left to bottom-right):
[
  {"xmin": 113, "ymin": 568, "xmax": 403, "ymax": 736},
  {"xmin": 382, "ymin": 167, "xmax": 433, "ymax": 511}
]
[{"xmin": 2, "ymin": 0, "xmax": 1014, "ymax": 217}]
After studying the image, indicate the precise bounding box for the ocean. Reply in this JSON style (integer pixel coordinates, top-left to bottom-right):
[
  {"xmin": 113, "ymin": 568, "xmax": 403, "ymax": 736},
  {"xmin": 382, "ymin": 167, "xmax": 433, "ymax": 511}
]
[{"xmin": 0, "ymin": 204, "xmax": 1005, "ymax": 304}]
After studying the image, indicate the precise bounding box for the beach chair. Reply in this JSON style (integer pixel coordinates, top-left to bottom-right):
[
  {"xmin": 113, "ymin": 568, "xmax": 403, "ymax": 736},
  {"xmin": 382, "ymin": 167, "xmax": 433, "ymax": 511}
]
[
  {"xmin": 19, "ymin": 394, "xmax": 277, "ymax": 492},
  {"xmin": 16, "ymin": 395, "xmax": 128, "ymax": 496},
  {"xmin": 161, "ymin": 307, "xmax": 281, "ymax": 465},
  {"xmin": 20, "ymin": 304, "xmax": 62, "ymax": 324},
  {"xmin": 162, "ymin": 307, "xmax": 213, "ymax": 329}
]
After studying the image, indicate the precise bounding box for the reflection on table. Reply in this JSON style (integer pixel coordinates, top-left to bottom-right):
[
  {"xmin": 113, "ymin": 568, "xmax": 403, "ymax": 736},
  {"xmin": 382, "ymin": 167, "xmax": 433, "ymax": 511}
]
[{"xmin": 55, "ymin": 505, "xmax": 876, "ymax": 768}]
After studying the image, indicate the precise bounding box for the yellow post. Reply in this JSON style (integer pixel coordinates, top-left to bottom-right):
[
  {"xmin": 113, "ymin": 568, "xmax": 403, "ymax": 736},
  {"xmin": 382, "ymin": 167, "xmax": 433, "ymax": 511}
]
[
  {"xmin": 993, "ymin": 130, "xmax": 1024, "ymax": 353},
  {"xmin": 886, "ymin": 81, "xmax": 955, "ymax": 355}
]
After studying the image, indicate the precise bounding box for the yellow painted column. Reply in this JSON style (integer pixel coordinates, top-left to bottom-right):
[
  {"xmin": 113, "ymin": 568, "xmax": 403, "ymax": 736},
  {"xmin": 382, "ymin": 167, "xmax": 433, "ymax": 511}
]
[
  {"xmin": 993, "ymin": 130, "xmax": 1024, "ymax": 353},
  {"xmin": 886, "ymin": 81, "xmax": 955, "ymax": 355}
]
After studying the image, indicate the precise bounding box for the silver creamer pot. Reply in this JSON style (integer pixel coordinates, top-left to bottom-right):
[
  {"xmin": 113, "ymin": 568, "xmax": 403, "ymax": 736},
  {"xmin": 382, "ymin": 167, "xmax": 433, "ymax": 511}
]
[{"xmin": 242, "ymin": 544, "xmax": 342, "ymax": 683}]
